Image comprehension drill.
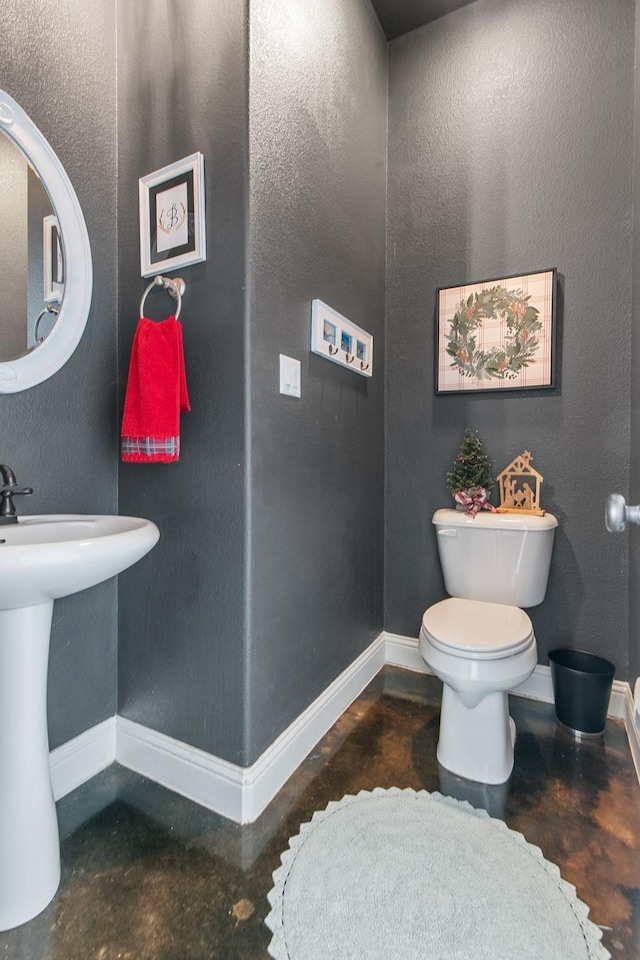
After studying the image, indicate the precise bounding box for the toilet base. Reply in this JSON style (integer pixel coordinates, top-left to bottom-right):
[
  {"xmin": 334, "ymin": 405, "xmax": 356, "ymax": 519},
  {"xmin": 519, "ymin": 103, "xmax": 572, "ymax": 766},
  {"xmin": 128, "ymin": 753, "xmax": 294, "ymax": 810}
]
[{"xmin": 437, "ymin": 684, "xmax": 516, "ymax": 784}]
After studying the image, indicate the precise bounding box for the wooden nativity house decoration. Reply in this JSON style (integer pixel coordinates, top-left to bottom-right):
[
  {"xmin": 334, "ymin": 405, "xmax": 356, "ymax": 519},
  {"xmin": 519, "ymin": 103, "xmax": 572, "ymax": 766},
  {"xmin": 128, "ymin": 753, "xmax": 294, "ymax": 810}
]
[{"xmin": 496, "ymin": 451, "xmax": 546, "ymax": 516}]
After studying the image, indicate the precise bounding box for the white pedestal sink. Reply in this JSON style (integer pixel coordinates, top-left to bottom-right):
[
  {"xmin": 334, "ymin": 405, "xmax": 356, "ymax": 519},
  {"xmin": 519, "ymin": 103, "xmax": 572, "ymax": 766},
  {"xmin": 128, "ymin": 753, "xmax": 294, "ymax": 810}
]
[{"xmin": 0, "ymin": 515, "xmax": 159, "ymax": 931}]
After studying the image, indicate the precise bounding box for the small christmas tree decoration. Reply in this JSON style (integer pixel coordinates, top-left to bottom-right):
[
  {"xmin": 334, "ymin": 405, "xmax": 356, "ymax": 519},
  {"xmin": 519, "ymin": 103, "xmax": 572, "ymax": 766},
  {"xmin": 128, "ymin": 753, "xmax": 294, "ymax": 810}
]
[
  {"xmin": 446, "ymin": 429, "xmax": 496, "ymax": 516},
  {"xmin": 496, "ymin": 451, "xmax": 545, "ymax": 516}
]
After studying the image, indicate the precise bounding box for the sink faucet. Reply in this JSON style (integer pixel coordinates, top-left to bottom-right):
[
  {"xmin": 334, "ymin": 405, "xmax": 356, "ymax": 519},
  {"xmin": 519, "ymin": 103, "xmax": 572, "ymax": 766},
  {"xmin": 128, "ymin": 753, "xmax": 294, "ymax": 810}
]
[{"xmin": 0, "ymin": 465, "xmax": 33, "ymax": 524}]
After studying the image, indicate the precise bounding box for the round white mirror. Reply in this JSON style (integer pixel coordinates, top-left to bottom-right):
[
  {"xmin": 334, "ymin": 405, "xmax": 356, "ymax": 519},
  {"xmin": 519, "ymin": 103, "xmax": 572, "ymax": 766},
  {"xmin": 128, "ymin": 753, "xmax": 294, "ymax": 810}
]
[{"xmin": 0, "ymin": 91, "xmax": 92, "ymax": 392}]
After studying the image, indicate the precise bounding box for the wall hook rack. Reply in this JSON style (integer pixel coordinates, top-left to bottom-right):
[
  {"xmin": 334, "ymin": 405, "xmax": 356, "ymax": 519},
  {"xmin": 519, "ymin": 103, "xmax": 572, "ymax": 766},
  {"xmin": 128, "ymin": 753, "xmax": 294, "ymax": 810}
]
[{"xmin": 311, "ymin": 299, "xmax": 373, "ymax": 378}]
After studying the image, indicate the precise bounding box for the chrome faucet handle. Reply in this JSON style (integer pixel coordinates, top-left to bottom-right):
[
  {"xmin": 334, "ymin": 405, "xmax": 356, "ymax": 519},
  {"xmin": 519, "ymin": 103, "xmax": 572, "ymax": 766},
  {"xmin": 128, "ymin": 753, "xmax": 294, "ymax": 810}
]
[
  {"xmin": 606, "ymin": 493, "xmax": 640, "ymax": 533},
  {"xmin": 0, "ymin": 485, "xmax": 32, "ymax": 521},
  {"xmin": 0, "ymin": 464, "xmax": 32, "ymax": 524}
]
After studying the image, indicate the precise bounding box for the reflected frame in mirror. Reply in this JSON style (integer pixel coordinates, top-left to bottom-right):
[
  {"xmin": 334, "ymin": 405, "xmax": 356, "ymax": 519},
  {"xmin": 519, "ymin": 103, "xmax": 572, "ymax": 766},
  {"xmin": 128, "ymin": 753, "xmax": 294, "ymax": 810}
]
[
  {"xmin": 0, "ymin": 91, "xmax": 92, "ymax": 392},
  {"xmin": 43, "ymin": 214, "xmax": 64, "ymax": 304}
]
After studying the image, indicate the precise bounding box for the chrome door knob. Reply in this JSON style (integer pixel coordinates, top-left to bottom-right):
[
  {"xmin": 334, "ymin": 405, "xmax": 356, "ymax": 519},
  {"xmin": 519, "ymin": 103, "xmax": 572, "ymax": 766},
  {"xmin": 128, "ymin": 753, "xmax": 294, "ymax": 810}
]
[{"xmin": 606, "ymin": 493, "xmax": 640, "ymax": 532}]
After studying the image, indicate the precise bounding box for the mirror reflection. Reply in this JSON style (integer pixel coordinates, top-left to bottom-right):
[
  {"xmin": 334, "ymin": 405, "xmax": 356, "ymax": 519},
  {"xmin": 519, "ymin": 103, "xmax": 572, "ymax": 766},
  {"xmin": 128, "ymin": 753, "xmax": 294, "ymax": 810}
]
[{"xmin": 0, "ymin": 127, "xmax": 63, "ymax": 362}]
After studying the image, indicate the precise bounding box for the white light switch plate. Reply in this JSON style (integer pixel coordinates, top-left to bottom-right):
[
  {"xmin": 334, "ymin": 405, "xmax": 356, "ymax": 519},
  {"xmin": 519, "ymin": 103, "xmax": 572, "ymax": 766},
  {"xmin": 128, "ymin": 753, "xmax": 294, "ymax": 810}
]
[{"xmin": 279, "ymin": 354, "xmax": 301, "ymax": 397}]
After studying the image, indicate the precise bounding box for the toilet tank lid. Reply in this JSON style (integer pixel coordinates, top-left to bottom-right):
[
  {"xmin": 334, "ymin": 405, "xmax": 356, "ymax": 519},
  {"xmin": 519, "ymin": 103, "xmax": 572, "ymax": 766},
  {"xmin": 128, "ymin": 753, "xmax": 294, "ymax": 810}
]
[{"xmin": 433, "ymin": 508, "xmax": 558, "ymax": 531}]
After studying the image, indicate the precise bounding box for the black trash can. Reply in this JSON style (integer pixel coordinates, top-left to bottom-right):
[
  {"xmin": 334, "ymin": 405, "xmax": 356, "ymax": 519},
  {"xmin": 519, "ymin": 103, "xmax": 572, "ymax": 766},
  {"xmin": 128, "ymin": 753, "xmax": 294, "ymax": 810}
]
[{"xmin": 548, "ymin": 649, "xmax": 615, "ymax": 738}]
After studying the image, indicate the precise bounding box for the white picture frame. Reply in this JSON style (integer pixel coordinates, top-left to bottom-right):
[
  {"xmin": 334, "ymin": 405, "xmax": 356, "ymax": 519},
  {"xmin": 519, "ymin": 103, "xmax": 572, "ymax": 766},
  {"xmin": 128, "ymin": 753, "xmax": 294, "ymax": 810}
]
[
  {"xmin": 43, "ymin": 214, "xmax": 64, "ymax": 303},
  {"xmin": 139, "ymin": 152, "xmax": 206, "ymax": 277},
  {"xmin": 311, "ymin": 299, "xmax": 373, "ymax": 377}
]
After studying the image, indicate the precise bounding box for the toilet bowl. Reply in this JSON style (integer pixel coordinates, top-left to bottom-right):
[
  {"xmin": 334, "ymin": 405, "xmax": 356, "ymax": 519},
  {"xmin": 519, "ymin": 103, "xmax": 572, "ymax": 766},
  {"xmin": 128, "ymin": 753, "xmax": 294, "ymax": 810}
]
[
  {"xmin": 420, "ymin": 598, "xmax": 537, "ymax": 783},
  {"xmin": 420, "ymin": 508, "xmax": 557, "ymax": 785}
]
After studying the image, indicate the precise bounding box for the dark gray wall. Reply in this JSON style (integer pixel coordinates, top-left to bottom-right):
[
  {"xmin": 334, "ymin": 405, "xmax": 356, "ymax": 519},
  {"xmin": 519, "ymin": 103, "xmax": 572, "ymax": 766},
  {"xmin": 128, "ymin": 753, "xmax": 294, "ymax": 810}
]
[
  {"xmin": 0, "ymin": 1, "xmax": 118, "ymax": 749},
  {"xmin": 116, "ymin": 0, "xmax": 249, "ymax": 762},
  {"xmin": 246, "ymin": 0, "xmax": 387, "ymax": 761},
  {"xmin": 630, "ymin": 0, "xmax": 640, "ymax": 683},
  {"xmin": 370, "ymin": 0, "xmax": 478, "ymax": 39},
  {"xmin": 385, "ymin": 0, "xmax": 634, "ymax": 676},
  {"xmin": 117, "ymin": 0, "xmax": 387, "ymax": 767}
]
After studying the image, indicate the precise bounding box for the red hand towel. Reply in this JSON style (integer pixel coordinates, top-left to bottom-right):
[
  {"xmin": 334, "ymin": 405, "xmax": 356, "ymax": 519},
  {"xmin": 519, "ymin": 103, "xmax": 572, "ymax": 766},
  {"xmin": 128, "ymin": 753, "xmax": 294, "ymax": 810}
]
[{"xmin": 121, "ymin": 315, "xmax": 190, "ymax": 463}]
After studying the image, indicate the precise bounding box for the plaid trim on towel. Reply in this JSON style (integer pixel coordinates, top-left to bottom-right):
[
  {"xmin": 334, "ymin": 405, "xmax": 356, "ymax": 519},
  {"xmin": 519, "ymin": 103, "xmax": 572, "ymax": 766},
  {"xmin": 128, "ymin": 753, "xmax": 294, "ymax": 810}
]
[{"xmin": 122, "ymin": 436, "xmax": 180, "ymax": 463}]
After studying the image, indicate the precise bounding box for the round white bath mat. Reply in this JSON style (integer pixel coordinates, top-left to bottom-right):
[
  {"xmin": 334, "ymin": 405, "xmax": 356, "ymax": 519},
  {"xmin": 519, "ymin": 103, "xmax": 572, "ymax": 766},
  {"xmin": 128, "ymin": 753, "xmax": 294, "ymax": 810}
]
[{"xmin": 265, "ymin": 787, "xmax": 609, "ymax": 960}]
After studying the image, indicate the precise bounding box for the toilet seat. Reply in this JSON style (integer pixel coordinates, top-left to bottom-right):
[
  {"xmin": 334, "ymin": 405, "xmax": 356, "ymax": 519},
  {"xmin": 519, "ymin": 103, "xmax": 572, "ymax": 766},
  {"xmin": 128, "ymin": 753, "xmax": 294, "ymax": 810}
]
[{"xmin": 421, "ymin": 598, "xmax": 534, "ymax": 660}]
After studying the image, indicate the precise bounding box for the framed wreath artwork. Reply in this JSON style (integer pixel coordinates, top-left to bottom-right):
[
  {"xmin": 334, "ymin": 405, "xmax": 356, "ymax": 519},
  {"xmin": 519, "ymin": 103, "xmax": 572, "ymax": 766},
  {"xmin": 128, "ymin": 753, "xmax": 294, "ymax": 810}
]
[{"xmin": 436, "ymin": 269, "xmax": 556, "ymax": 393}]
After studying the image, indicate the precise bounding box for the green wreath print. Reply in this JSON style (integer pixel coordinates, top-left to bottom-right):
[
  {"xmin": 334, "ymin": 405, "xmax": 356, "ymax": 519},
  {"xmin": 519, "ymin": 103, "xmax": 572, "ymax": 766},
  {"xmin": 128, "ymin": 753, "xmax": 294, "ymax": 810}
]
[{"xmin": 445, "ymin": 284, "xmax": 542, "ymax": 381}]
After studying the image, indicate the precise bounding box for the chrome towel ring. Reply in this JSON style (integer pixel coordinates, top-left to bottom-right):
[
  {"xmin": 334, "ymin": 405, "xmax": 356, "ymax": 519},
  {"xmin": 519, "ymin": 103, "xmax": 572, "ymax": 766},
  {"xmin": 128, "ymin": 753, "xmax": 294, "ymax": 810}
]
[
  {"xmin": 33, "ymin": 303, "xmax": 60, "ymax": 344},
  {"xmin": 139, "ymin": 274, "xmax": 186, "ymax": 320}
]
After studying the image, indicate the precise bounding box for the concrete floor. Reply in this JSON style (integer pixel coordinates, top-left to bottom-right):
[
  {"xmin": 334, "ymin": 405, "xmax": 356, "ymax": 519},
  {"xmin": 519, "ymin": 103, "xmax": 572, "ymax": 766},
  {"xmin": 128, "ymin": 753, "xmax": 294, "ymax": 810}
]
[{"xmin": 2, "ymin": 666, "xmax": 640, "ymax": 959}]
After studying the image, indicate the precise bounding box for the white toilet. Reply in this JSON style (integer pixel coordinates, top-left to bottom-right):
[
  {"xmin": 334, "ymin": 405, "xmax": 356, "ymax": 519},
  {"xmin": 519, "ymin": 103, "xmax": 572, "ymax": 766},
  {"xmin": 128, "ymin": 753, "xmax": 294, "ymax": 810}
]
[{"xmin": 419, "ymin": 508, "xmax": 557, "ymax": 785}]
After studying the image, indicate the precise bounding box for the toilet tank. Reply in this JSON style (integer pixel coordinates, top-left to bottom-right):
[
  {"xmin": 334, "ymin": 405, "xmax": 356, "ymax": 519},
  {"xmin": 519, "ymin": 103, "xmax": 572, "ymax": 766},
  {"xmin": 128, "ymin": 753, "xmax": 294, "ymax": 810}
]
[{"xmin": 433, "ymin": 508, "xmax": 558, "ymax": 607}]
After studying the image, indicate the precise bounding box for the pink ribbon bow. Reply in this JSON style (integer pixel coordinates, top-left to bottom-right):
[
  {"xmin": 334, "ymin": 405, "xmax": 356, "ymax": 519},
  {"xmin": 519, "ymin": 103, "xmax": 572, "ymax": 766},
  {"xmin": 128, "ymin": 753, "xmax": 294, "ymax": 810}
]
[{"xmin": 454, "ymin": 487, "xmax": 497, "ymax": 518}]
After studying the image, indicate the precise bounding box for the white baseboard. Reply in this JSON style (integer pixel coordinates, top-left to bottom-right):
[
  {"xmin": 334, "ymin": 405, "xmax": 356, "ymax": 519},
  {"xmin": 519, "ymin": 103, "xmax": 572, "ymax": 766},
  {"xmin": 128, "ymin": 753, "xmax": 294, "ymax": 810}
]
[
  {"xmin": 115, "ymin": 632, "xmax": 386, "ymax": 824},
  {"xmin": 50, "ymin": 630, "xmax": 634, "ymax": 820},
  {"xmin": 244, "ymin": 633, "xmax": 386, "ymax": 822},
  {"xmin": 50, "ymin": 716, "xmax": 116, "ymax": 801},
  {"xmin": 384, "ymin": 631, "xmax": 628, "ymax": 718},
  {"xmin": 623, "ymin": 684, "xmax": 640, "ymax": 782},
  {"xmin": 116, "ymin": 715, "xmax": 246, "ymax": 820},
  {"xmin": 384, "ymin": 631, "xmax": 428, "ymax": 673}
]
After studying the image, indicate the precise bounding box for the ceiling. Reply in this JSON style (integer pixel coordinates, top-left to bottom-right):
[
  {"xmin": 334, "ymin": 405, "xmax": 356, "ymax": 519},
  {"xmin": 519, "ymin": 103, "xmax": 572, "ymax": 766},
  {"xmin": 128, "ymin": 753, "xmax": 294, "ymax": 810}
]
[{"xmin": 369, "ymin": 0, "xmax": 478, "ymax": 40}]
